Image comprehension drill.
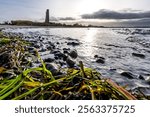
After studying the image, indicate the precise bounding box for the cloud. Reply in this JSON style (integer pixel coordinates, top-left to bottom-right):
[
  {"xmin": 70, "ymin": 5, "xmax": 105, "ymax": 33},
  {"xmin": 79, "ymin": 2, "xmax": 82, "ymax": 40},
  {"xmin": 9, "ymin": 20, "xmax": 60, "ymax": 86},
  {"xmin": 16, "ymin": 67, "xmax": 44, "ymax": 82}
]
[
  {"xmin": 81, "ymin": 9, "xmax": 150, "ymax": 20},
  {"xmin": 59, "ymin": 17, "xmax": 76, "ymax": 21}
]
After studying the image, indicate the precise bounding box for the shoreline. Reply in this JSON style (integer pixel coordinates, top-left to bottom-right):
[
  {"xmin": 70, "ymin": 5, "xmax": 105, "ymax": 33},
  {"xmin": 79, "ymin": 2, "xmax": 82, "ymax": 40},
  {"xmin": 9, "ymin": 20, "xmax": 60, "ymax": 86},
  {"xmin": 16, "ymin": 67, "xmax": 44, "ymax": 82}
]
[
  {"xmin": 0, "ymin": 29, "xmax": 143, "ymax": 100},
  {"xmin": 1, "ymin": 25, "xmax": 150, "ymax": 29}
]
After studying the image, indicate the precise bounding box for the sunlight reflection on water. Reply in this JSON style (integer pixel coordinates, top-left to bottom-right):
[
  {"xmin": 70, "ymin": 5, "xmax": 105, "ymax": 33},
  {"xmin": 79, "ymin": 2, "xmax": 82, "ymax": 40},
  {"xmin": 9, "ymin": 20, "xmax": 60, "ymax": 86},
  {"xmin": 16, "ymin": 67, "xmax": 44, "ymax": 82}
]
[{"xmin": 83, "ymin": 28, "xmax": 97, "ymax": 42}]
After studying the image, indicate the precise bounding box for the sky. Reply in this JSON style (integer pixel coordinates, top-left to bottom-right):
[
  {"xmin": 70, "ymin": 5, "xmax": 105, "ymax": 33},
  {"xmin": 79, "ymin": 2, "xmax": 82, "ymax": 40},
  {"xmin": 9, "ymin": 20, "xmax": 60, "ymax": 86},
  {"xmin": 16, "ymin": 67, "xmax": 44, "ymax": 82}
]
[{"xmin": 0, "ymin": 0, "xmax": 150, "ymax": 26}]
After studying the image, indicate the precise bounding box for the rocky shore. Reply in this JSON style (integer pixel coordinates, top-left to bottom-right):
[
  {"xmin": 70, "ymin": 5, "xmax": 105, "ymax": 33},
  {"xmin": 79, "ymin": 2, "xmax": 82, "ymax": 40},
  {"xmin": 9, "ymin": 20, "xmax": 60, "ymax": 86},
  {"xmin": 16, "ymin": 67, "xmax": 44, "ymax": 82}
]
[{"xmin": 0, "ymin": 28, "xmax": 148, "ymax": 100}]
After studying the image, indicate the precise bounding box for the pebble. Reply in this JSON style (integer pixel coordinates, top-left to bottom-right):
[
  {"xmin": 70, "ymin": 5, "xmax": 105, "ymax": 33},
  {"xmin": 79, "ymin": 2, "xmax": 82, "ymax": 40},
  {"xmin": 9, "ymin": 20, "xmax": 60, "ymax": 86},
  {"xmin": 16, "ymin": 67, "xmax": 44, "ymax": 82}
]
[
  {"xmin": 132, "ymin": 53, "xmax": 145, "ymax": 58},
  {"xmin": 69, "ymin": 50, "xmax": 78, "ymax": 59},
  {"xmin": 45, "ymin": 63, "xmax": 59, "ymax": 75},
  {"xmin": 120, "ymin": 71, "xmax": 135, "ymax": 79},
  {"xmin": 44, "ymin": 58, "xmax": 55, "ymax": 63},
  {"xmin": 95, "ymin": 57, "xmax": 105, "ymax": 64},
  {"xmin": 138, "ymin": 75, "xmax": 145, "ymax": 80},
  {"xmin": 66, "ymin": 57, "xmax": 75, "ymax": 68},
  {"xmin": 54, "ymin": 51, "xmax": 65, "ymax": 59},
  {"xmin": 94, "ymin": 55, "xmax": 99, "ymax": 58},
  {"xmin": 67, "ymin": 42, "xmax": 80, "ymax": 46}
]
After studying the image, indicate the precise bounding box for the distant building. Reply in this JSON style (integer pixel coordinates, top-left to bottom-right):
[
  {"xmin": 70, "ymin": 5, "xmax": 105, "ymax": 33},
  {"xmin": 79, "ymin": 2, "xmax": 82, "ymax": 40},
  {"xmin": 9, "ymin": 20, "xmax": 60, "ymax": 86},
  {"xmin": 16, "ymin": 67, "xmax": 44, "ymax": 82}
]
[{"xmin": 45, "ymin": 9, "xmax": 49, "ymax": 23}]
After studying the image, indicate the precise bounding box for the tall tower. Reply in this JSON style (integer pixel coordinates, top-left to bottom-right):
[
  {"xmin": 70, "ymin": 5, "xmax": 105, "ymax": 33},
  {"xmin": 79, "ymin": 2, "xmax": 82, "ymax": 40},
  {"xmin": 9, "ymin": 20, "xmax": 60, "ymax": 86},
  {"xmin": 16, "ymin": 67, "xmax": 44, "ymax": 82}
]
[{"xmin": 45, "ymin": 9, "xmax": 49, "ymax": 23}]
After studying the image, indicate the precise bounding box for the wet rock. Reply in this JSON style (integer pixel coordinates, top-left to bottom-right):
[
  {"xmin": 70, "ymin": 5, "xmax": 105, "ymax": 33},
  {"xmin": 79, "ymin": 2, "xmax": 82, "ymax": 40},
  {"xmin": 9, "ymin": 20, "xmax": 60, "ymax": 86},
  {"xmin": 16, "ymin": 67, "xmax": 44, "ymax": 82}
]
[
  {"xmin": 63, "ymin": 54, "xmax": 67, "ymax": 61},
  {"xmin": 132, "ymin": 53, "xmax": 145, "ymax": 58},
  {"xmin": 34, "ymin": 44, "xmax": 40, "ymax": 49},
  {"xmin": 52, "ymin": 50, "xmax": 60, "ymax": 54},
  {"xmin": 67, "ymin": 42, "xmax": 80, "ymax": 46},
  {"xmin": 69, "ymin": 50, "xmax": 78, "ymax": 59},
  {"xmin": 66, "ymin": 37, "xmax": 78, "ymax": 41},
  {"xmin": 120, "ymin": 72, "xmax": 135, "ymax": 79},
  {"xmin": 63, "ymin": 50, "xmax": 69, "ymax": 54},
  {"xmin": 45, "ymin": 63, "xmax": 59, "ymax": 76},
  {"xmin": 58, "ymin": 61, "xmax": 66, "ymax": 66},
  {"xmin": 109, "ymin": 68, "xmax": 117, "ymax": 71},
  {"xmin": 63, "ymin": 48, "xmax": 70, "ymax": 51},
  {"xmin": 44, "ymin": 58, "xmax": 55, "ymax": 63},
  {"xmin": 138, "ymin": 75, "xmax": 145, "ymax": 80},
  {"xmin": 47, "ymin": 45, "xmax": 55, "ymax": 50},
  {"xmin": 54, "ymin": 56, "xmax": 59, "ymax": 60},
  {"xmin": 63, "ymin": 48, "xmax": 70, "ymax": 54},
  {"xmin": 56, "ymin": 42, "xmax": 60, "ymax": 45},
  {"xmin": 54, "ymin": 51, "xmax": 65, "ymax": 59},
  {"xmin": 38, "ymin": 36, "xmax": 41, "ymax": 39},
  {"xmin": 96, "ymin": 57, "xmax": 105, "ymax": 64},
  {"xmin": 66, "ymin": 57, "xmax": 75, "ymax": 68},
  {"xmin": 94, "ymin": 55, "xmax": 99, "ymax": 58}
]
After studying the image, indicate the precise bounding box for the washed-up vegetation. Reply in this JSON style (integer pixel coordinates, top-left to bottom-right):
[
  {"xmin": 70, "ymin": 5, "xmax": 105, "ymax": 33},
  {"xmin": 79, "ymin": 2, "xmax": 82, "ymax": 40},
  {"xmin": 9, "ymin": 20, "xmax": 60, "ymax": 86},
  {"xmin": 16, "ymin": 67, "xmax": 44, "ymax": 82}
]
[{"xmin": 0, "ymin": 30, "xmax": 147, "ymax": 100}]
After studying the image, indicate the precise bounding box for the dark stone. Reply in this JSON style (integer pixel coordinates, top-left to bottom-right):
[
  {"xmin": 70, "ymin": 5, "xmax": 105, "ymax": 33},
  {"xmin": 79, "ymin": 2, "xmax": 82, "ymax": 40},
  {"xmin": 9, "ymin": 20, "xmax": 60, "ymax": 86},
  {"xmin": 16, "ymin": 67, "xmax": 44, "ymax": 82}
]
[
  {"xmin": 54, "ymin": 56, "xmax": 59, "ymax": 60},
  {"xmin": 56, "ymin": 42, "xmax": 60, "ymax": 44},
  {"xmin": 67, "ymin": 42, "xmax": 80, "ymax": 46},
  {"xmin": 59, "ymin": 61, "xmax": 66, "ymax": 66},
  {"xmin": 109, "ymin": 68, "xmax": 117, "ymax": 71},
  {"xmin": 47, "ymin": 45, "xmax": 55, "ymax": 50},
  {"xmin": 66, "ymin": 57, "xmax": 75, "ymax": 68},
  {"xmin": 54, "ymin": 52, "xmax": 65, "ymax": 59},
  {"xmin": 63, "ymin": 54, "xmax": 67, "ymax": 61},
  {"xmin": 44, "ymin": 58, "xmax": 55, "ymax": 63},
  {"xmin": 94, "ymin": 55, "xmax": 105, "ymax": 64},
  {"xmin": 120, "ymin": 72, "xmax": 135, "ymax": 79},
  {"xmin": 132, "ymin": 53, "xmax": 145, "ymax": 58},
  {"xmin": 63, "ymin": 48, "xmax": 70, "ymax": 51},
  {"xmin": 45, "ymin": 63, "xmax": 58, "ymax": 76},
  {"xmin": 34, "ymin": 44, "xmax": 40, "ymax": 49},
  {"xmin": 52, "ymin": 50, "xmax": 60, "ymax": 54},
  {"xmin": 69, "ymin": 50, "xmax": 78, "ymax": 59},
  {"xmin": 94, "ymin": 55, "xmax": 99, "ymax": 58},
  {"xmin": 63, "ymin": 48, "xmax": 70, "ymax": 54},
  {"xmin": 138, "ymin": 75, "xmax": 145, "ymax": 80},
  {"xmin": 63, "ymin": 50, "xmax": 68, "ymax": 54},
  {"xmin": 96, "ymin": 58, "xmax": 105, "ymax": 64}
]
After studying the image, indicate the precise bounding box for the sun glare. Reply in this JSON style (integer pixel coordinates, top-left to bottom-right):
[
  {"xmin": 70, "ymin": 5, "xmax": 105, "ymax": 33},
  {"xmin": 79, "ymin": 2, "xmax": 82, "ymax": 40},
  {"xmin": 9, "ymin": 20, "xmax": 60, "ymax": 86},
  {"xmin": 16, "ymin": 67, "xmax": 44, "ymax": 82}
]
[
  {"xmin": 76, "ymin": 0, "xmax": 101, "ymax": 15},
  {"xmin": 84, "ymin": 28, "xmax": 97, "ymax": 42}
]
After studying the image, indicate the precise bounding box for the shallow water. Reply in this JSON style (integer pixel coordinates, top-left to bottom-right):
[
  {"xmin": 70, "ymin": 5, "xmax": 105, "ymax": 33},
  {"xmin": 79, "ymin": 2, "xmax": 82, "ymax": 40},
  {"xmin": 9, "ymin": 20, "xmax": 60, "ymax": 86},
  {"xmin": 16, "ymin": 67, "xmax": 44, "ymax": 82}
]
[{"xmin": 3, "ymin": 27, "xmax": 150, "ymax": 95}]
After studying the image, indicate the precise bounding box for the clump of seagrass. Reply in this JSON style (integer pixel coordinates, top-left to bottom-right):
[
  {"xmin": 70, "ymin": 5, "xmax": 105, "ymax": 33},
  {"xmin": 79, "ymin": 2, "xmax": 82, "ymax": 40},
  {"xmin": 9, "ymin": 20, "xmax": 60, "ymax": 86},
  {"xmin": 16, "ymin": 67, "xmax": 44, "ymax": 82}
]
[{"xmin": 0, "ymin": 58, "xmax": 136, "ymax": 100}]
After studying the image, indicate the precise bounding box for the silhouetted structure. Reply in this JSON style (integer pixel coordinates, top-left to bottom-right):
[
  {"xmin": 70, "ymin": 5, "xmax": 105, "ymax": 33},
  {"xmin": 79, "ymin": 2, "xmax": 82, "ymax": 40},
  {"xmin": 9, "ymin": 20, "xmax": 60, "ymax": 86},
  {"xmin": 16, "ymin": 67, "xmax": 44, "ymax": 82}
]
[{"xmin": 45, "ymin": 9, "xmax": 49, "ymax": 23}]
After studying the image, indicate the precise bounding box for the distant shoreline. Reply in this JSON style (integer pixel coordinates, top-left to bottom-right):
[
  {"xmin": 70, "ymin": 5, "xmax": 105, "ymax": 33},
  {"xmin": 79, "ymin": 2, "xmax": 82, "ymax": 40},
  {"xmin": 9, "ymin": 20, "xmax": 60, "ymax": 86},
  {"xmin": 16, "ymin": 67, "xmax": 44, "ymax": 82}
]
[{"xmin": 1, "ymin": 24, "xmax": 150, "ymax": 29}]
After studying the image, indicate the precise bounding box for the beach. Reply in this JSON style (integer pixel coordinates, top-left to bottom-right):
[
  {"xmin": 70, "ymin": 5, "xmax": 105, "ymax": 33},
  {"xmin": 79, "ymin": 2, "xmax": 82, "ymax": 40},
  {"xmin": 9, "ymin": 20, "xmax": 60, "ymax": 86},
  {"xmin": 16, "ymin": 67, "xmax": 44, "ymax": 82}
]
[{"xmin": 0, "ymin": 26, "xmax": 150, "ymax": 99}]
